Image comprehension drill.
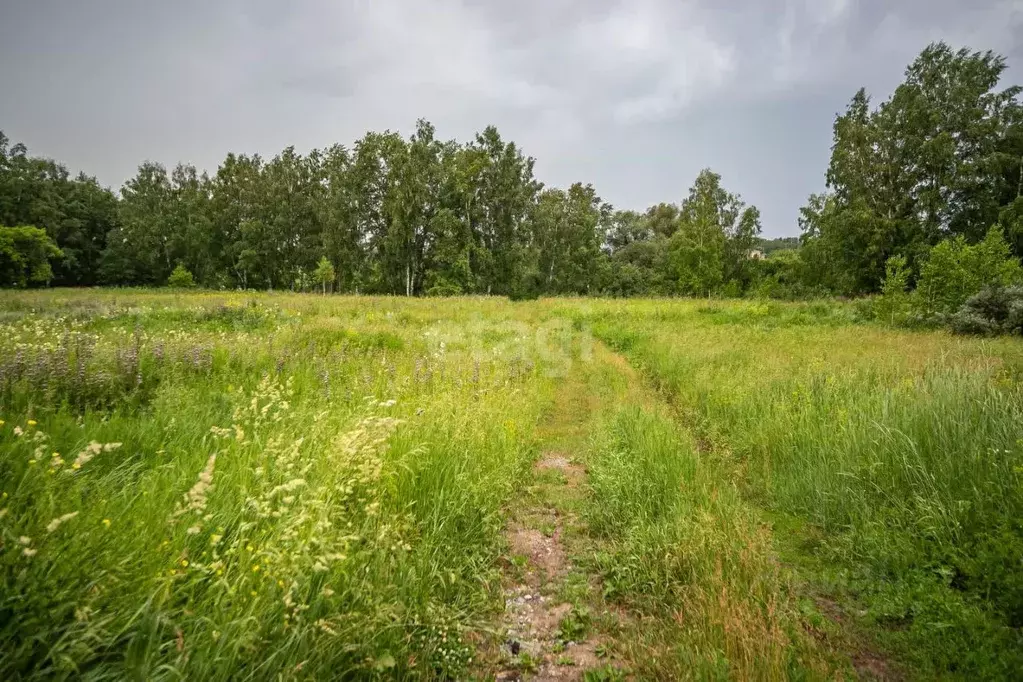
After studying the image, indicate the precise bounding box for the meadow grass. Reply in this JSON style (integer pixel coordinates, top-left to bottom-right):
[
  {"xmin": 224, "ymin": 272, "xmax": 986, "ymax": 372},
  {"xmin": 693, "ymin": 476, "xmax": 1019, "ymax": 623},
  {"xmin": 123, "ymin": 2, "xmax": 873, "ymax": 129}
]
[
  {"xmin": 579, "ymin": 298, "xmax": 1023, "ymax": 679},
  {"xmin": 1, "ymin": 291, "xmax": 1021, "ymax": 679},
  {"xmin": 0, "ymin": 291, "xmax": 562, "ymax": 679}
]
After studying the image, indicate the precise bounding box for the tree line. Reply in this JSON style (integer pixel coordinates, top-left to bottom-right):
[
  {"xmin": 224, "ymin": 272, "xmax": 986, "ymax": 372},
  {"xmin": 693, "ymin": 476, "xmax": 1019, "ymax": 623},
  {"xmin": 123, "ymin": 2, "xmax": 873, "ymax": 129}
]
[
  {"xmin": 2, "ymin": 42, "xmax": 1022, "ymax": 299},
  {"xmin": 1, "ymin": 121, "xmax": 759, "ymax": 297}
]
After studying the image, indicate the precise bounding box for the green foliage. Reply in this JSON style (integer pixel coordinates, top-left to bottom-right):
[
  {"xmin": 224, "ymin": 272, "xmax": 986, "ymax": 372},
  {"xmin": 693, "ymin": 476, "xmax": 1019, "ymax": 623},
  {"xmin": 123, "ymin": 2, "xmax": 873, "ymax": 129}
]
[
  {"xmin": 799, "ymin": 42, "xmax": 1023, "ymax": 295},
  {"xmin": 873, "ymin": 254, "xmax": 913, "ymax": 325},
  {"xmin": 666, "ymin": 169, "xmax": 761, "ymax": 296},
  {"xmin": 312, "ymin": 255, "xmax": 336, "ymax": 294},
  {"xmin": 0, "ymin": 225, "xmax": 63, "ymax": 288},
  {"xmin": 0, "ymin": 133, "xmax": 118, "ymax": 286},
  {"xmin": 949, "ymin": 285, "xmax": 1023, "ymax": 335},
  {"xmin": 917, "ymin": 227, "xmax": 1022, "ymax": 317},
  {"xmin": 166, "ymin": 263, "xmax": 196, "ymax": 288},
  {"xmin": 582, "ymin": 665, "xmax": 628, "ymax": 682},
  {"xmin": 557, "ymin": 606, "xmax": 591, "ymax": 643},
  {"xmin": 3, "ymin": 125, "xmax": 776, "ymax": 299}
]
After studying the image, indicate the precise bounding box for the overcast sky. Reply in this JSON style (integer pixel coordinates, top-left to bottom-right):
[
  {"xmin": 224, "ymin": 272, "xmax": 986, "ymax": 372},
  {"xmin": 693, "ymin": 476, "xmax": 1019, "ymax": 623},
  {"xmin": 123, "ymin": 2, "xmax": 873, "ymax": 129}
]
[{"xmin": 2, "ymin": 1, "xmax": 1022, "ymax": 236}]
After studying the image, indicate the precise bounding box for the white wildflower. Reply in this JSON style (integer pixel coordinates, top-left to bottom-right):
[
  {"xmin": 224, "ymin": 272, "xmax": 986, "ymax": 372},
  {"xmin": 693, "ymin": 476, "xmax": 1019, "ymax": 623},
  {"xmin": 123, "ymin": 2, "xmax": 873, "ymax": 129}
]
[
  {"xmin": 172, "ymin": 452, "xmax": 217, "ymax": 521},
  {"xmin": 46, "ymin": 511, "xmax": 79, "ymax": 533},
  {"xmin": 70, "ymin": 441, "xmax": 118, "ymax": 471}
]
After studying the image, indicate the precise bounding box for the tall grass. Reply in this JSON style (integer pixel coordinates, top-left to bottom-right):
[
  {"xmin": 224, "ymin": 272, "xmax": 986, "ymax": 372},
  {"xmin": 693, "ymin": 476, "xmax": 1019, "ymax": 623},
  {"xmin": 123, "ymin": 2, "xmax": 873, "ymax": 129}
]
[
  {"xmin": 0, "ymin": 291, "xmax": 556, "ymax": 679},
  {"xmin": 588, "ymin": 298, "xmax": 1023, "ymax": 678},
  {"xmin": 582, "ymin": 406, "xmax": 834, "ymax": 679}
]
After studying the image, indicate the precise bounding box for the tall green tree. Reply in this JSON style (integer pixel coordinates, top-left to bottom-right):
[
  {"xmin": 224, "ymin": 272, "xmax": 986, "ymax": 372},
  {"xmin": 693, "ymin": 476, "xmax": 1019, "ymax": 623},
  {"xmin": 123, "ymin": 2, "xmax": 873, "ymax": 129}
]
[
  {"xmin": 0, "ymin": 225, "xmax": 63, "ymax": 288},
  {"xmin": 669, "ymin": 169, "xmax": 760, "ymax": 296},
  {"xmin": 0, "ymin": 132, "xmax": 117, "ymax": 285},
  {"xmin": 802, "ymin": 42, "xmax": 1023, "ymax": 294}
]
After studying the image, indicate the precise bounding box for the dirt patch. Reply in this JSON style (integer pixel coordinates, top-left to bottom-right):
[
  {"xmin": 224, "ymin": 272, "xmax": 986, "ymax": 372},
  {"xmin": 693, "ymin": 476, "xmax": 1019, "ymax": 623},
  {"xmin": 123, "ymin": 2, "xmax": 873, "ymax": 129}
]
[
  {"xmin": 536, "ymin": 453, "xmax": 587, "ymax": 487},
  {"xmin": 531, "ymin": 640, "xmax": 603, "ymax": 681},
  {"xmin": 507, "ymin": 525, "xmax": 567, "ymax": 583},
  {"xmin": 493, "ymin": 450, "xmax": 609, "ymax": 681}
]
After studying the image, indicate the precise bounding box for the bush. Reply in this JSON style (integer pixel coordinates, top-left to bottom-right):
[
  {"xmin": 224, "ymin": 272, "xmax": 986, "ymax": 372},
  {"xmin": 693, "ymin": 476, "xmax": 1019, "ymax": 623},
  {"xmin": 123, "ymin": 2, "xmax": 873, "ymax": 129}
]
[
  {"xmin": 873, "ymin": 254, "xmax": 914, "ymax": 326},
  {"xmin": 166, "ymin": 263, "xmax": 196, "ymax": 288},
  {"xmin": 425, "ymin": 282, "xmax": 463, "ymax": 297},
  {"xmin": 917, "ymin": 228, "xmax": 1022, "ymax": 317},
  {"xmin": 950, "ymin": 286, "xmax": 1023, "ymax": 336}
]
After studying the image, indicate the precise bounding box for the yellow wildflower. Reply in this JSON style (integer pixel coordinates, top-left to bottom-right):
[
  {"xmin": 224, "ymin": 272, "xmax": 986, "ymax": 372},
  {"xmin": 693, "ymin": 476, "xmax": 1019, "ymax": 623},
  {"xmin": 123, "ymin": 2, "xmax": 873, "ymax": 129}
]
[
  {"xmin": 27, "ymin": 420, "xmax": 37, "ymax": 427},
  {"xmin": 181, "ymin": 559, "xmax": 189, "ymax": 567},
  {"xmin": 102, "ymin": 519, "xmax": 111, "ymax": 527},
  {"xmin": 252, "ymin": 564, "xmax": 260, "ymax": 572}
]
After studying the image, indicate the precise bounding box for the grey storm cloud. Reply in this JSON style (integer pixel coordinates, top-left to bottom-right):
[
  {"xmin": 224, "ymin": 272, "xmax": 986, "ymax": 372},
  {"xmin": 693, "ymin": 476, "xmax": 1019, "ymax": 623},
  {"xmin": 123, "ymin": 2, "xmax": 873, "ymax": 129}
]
[{"xmin": 1, "ymin": 0, "xmax": 1022, "ymax": 236}]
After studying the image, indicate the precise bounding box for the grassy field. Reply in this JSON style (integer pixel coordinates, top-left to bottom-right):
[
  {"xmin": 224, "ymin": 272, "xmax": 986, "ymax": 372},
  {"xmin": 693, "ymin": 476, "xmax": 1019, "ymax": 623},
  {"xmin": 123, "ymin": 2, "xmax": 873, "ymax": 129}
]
[{"xmin": 0, "ymin": 291, "xmax": 1021, "ymax": 680}]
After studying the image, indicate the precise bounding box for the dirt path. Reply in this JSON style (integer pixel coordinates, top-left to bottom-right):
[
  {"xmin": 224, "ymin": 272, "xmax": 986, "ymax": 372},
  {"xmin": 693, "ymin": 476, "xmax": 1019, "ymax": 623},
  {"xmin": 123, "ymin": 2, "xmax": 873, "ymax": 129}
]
[
  {"xmin": 475, "ymin": 342, "xmax": 627, "ymax": 681},
  {"xmin": 493, "ymin": 451, "xmax": 602, "ymax": 682}
]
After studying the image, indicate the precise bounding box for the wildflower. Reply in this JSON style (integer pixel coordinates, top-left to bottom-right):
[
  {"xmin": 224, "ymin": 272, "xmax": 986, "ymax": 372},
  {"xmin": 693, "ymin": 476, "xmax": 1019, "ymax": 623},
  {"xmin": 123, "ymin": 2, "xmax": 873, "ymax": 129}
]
[
  {"xmin": 181, "ymin": 560, "xmax": 189, "ymax": 567},
  {"xmin": 14, "ymin": 426, "xmax": 23, "ymax": 437},
  {"xmin": 172, "ymin": 452, "xmax": 217, "ymax": 521},
  {"xmin": 250, "ymin": 591, "xmax": 258, "ymax": 597},
  {"xmin": 210, "ymin": 534, "xmax": 222, "ymax": 545},
  {"xmin": 18, "ymin": 536, "xmax": 31, "ymax": 545},
  {"xmin": 22, "ymin": 548, "xmax": 37, "ymax": 557},
  {"xmin": 102, "ymin": 519, "xmax": 111, "ymax": 528},
  {"xmin": 46, "ymin": 511, "xmax": 80, "ymax": 533},
  {"xmin": 252, "ymin": 564, "xmax": 260, "ymax": 572},
  {"xmin": 27, "ymin": 420, "xmax": 37, "ymax": 427},
  {"xmin": 71, "ymin": 442, "xmax": 102, "ymax": 470},
  {"xmin": 186, "ymin": 526, "xmax": 201, "ymax": 535}
]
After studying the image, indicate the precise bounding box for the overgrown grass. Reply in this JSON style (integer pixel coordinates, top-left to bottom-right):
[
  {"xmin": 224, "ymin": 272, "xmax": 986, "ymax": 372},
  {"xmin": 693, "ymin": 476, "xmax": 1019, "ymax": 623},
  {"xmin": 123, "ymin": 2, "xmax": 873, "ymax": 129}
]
[
  {"xmin": 584, "ymin": 298, "xmax": 1023, "ymax": 679},
  {"xmin": 0, "ymin": 291, "xmax": 559, "ymax": 679},
  {"xmin": 3, "ymin": 291, "xmax": 1022, "ymax": 679},
  {"xmin": 583, "ymin": 406, "xmax": 834, "ymax": 680}
]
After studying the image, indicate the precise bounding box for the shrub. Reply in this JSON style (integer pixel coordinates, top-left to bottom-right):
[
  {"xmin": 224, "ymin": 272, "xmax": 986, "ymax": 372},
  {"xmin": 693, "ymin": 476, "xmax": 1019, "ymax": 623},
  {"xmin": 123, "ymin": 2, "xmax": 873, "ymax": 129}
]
[
  {"xmin": 950, "ymin": 286, "xmax": 1023, "ymax": 336},
  {"xmin": 874, "ymin": 254, "xmax": 913, "ymax": 326},
  {"xmin": 917, "ymin": 228, "xmax": 1022, "ymax": 318},
  {"xmin": 313, "ymin": 255, "xmax": 336, "ymax": 294},
  {"xmin": 166, "ymin": 263, "xmax": 196, "ymax": 288}
]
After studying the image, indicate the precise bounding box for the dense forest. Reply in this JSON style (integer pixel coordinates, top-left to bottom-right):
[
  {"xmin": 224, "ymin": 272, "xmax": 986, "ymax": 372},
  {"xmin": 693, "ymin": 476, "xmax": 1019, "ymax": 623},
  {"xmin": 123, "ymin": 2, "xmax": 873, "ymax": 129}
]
[{"xmin": 2, "ymin": 42, "xmax": 1022, "ymax": 301}]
